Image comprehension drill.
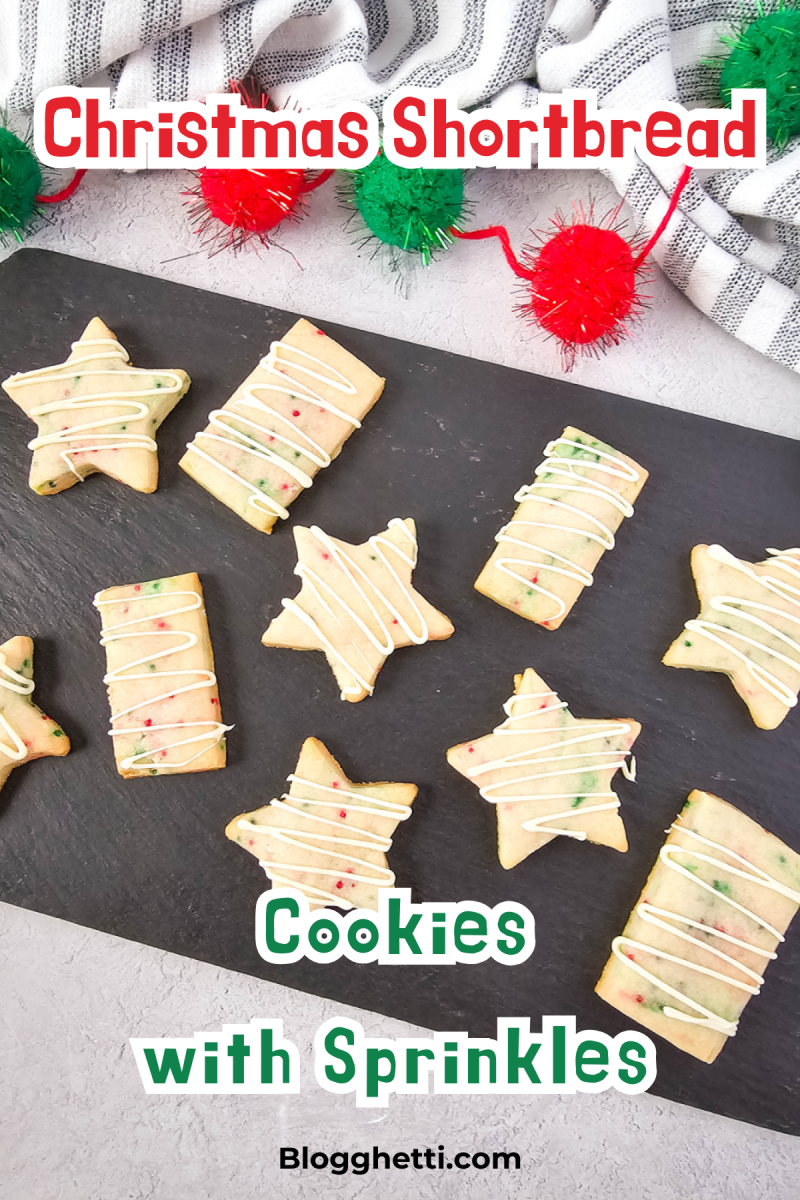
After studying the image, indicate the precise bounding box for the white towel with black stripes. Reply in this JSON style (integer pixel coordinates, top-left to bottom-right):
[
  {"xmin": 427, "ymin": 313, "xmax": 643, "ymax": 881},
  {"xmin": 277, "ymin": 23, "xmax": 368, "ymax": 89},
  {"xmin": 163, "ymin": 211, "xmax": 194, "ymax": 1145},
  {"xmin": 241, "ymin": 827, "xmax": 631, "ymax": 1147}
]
[{"xmin": 2, "ymin": 0, "xmax": 798, "ymax": 373}]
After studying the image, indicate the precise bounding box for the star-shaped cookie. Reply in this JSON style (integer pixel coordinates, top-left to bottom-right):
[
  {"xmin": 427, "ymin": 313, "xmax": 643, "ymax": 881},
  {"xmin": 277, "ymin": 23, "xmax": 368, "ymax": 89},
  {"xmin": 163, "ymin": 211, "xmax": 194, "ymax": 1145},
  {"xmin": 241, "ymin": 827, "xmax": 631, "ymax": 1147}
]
[
  {"xmin": 663, "ymin": 544, "xmax": 800, "ymax": 730},
  {"xmin": 0, "ymin": 636, "xmax": 70, "ymax": 795},
  {"xmin": 2, "ymin": 317, "xmax": 190, "ymax": 495},
  {"xmin": 447, "ymin": 667, "xmax": 640, "ymax": 868},
  {"xmin": 261, "ymin": 517, "xmax": 454, "ymax": 702},
  {"xmin": 225, "ymin": 737, "xmax": 417, "ymax": 911}
]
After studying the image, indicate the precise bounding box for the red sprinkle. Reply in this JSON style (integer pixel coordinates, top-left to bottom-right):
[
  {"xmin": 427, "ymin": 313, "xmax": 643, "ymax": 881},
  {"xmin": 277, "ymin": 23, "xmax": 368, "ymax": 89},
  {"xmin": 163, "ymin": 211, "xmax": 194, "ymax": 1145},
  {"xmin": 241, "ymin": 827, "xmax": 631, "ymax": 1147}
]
[
  {"xmin": 249, "ymin": 839, "xmax": 254, "ymax": 846},
  {"xmin": 157, "ymin": 621, "xmax": 167, "ymax": 629},
  {"xmin": 292, "ymin": 409, "xmax": 300, "ymax": 417},
  {"xmin": 211, "ymin": 697, "xmax": 219, "ymax": 705},
  {"xmin": 339, "ymin": 810, "xmax": 347, "ymax": 819},
  {"xmin": 336, "ymin": 880, "xmax": 343, "ymax": 889},
  {"xmin": 635, "ymin": 994, "xmax": 644, "ymax": 1004},
  {"xmin": 626, "ymin": 952, "xmax": 635, "ymax": 961},
  {"xmin": 144, "ymin": 719, "xmax": 153, "ymax": 727},
  {"xmin": 322, "ymin": 553, "xmax": 330, "ymax": 560},
  {"xmin": 332, "ymin": 781, "xmax": 339, "ymax": 788},
  {"xmin": 134, "ymin": 585, "xmax": 141, "ymax": 592},
  {"xmin": 316, "ymin": 329, "xmax": 326, "ymax": 336}
]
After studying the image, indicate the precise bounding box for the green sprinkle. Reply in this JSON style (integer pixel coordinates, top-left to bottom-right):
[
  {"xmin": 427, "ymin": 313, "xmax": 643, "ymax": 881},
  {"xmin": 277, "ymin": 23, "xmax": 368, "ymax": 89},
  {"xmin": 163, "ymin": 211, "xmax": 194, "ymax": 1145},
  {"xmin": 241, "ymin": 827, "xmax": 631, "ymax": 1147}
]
[
  {"xmin": 149, "ymin": 663, "xmax": 156, "ymax": 671},
  {"xmin": 526, "ymin": 589, "xmax": 533, "ymax": 596},
  {"xmin": 778, "ymin": 854, "xmax": 787, "ymax": 864},
  {"xmin": 684, "ymin": 639, "xmax": 693, "ymax": 647},
  {"xmin": 22, "ymin": 658, "xmax": 29, "ymax": 668},
  {"xmin": 571, "ymin": 795, "xmax": 584, "ymax": 808},
  {"xmin": 294, "ymin": 451, "xmax": 300, "ymax": 458},
  {"xmin": 713, "ymin": 879, "xmax": 732, "ymax": 895},
  {"xmin": 257, "ymin": 479, "xmax": 266, "ymax": 487},
  {"xmin": 155, "ymin": 380, "xmax": 162, "ymax": 388},
  {"xmin": 52, "ymin": 729, "xmax": 63, "ymax": 737},
  {"xmin": 682, "ymin": 860, "xmax": 699, "ymax": 873},
  {"xmin": 150, "ymin": 769, "xmax": 158, "ymax": 776},
  {"xmin": 120, "ymin": 424, "xmax": 127, "ymax": 430}
]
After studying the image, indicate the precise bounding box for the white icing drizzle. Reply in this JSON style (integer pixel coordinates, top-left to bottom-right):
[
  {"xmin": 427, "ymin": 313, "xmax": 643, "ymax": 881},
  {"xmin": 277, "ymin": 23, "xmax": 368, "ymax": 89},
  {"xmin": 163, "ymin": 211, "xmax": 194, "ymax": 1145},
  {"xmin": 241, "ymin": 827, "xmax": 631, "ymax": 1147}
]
[
  {"xmin": 93, "ymin": 588, "xmax": 232, "ymax": 771},
  {"xmin": 683, "ymin": 545, "xmax": 800, "ymax": 709},
  {"xmin": 5, "ymin": 337, "xmax": 184, "ymax": 483},
  {"xmin": 238, "ymin": 773, "xmax": 412, "ymax": 910},
  {"xmin": 281, "ymin": 518, "xmax": 429, "ymax": 699},
  {"xmin": 466, "ymin": 689, "xmax": 635, "ymax": 840},
  {"xmin": 0, "ymin": 651, "xmax": 35, "ymax": 762},
  {"xmin": 185, "ymin": 339, "xmax": 359, "ymax": 520},
  {"xmin": 612, "ymin": 822, "xmax": 800, "ymax": 1038},
  {"xmin": 494, "ymin": 437, "xmax": 641, "ymax": 622}
]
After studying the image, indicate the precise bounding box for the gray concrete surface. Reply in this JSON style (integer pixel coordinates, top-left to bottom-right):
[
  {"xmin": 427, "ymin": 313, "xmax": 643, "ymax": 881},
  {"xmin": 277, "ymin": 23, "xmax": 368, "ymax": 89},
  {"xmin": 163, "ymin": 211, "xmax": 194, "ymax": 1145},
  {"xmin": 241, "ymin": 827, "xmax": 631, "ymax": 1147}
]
[{"xmin": 1, "ymin": 163, "xmax": 799, "ymax": 1199}]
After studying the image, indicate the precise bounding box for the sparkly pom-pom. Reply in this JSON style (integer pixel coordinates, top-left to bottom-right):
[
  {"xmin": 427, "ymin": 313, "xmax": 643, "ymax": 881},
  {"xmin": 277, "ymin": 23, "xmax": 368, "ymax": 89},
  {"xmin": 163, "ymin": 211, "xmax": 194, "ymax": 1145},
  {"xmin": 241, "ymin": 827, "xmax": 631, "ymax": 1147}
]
[
  {"xmin": 719, "ymin": 2, "xmax": 800, "ymax": 149},
  {"xmin": 340, "ymin": 150, "xmax": 465, "ymax": 266},
  {"xmin": 186, "ymin": 167, "xmax": 309, "ymax": 253},
  {"xmin": 517, "ymin": 213, "xmax": 644, "ymax": 364},
  {"xmin": 0, "ymin": 126, "xmax": 42, "ymax": 244},
  {"xmin": 184, "ymin": 76, "xmax": 332, "ymax": 254},
  {"xmin": 452, "ymin": 168, "xmax": 691, "ymax": 369}
]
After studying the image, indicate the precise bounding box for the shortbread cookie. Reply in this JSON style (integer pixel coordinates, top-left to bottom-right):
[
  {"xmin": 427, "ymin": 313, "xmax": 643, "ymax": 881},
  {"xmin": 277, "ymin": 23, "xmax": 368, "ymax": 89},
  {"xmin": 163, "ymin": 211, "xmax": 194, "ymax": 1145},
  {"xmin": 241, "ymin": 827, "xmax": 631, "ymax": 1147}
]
[
  {"xmin": 2, "ymin": 317, "xmax": 190, "ymax": 495},
  {"xmin": 226, "ymin": 737, "xmax": 417, "ymax": 911},
  {"xmin": 262, "ymin": 517, "xmax": 454, "ymax": 702},
  {"xmin": 596, "ymin": 790, "xmax": 800, "ymax": 1063},
  {"xmin": 663, "ymin": 544, "xmax": 800, "ymax": 730},
  {"xmin": 0, "ymin": 636, "xmax": 70, "ymax": 794},
  {"xmin": 447, "ymin": 667, "xmax": 639, "ymax": 869},
  {"xmin": 475, "ymin": 427, "xmax": 647, "ymax": 629},
  {"xmin": 93, "ymin": 572, "xmax": 230, "ymax": 777},
  {"xmin": 180, "ymin": 318, "xmax": 384, "ymax": 534}
]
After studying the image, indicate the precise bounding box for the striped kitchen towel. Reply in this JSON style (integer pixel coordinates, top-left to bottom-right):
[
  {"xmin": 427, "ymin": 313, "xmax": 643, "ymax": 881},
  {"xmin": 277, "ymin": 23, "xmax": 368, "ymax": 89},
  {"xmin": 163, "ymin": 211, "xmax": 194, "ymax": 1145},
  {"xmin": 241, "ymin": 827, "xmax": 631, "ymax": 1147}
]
[{"xmin": 2, "ymin": 0, "xmax": 798, "ymax": 372}]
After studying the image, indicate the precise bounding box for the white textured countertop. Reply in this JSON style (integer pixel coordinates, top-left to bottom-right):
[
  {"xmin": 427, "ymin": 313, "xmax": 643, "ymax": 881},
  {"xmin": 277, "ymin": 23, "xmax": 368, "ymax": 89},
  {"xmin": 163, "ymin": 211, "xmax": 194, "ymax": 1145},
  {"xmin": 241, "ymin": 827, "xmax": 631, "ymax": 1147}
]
[{"xmin": 1, "ymin": 164, "xmax": 799, "ymax": 1200}]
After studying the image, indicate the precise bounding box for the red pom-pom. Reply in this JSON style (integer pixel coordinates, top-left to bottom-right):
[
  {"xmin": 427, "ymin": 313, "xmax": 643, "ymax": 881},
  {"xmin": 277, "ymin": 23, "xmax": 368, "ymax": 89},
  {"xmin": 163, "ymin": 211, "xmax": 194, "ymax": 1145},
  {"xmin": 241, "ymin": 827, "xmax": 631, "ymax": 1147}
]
[
  {"xmin": 199, "ymin": 167, "xmax": 306, "ymax": 233},
  {"xmin": 183, "ymin": 76, "xmax": 332, "ymax": 254},
  {"xmin": 451, "ymin": 167, "xmax": 691, "ymax": 370},
  {"xmin": 522, "ymin": 220, "xmax": 638, "ymax": 350}
]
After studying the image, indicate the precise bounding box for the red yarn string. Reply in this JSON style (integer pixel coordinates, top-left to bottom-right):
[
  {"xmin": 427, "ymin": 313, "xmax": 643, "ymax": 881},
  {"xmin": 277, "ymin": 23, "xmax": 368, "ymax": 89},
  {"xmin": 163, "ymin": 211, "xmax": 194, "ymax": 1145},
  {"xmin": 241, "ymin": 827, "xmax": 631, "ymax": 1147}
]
[
  {"xmin": 451, "ymin": 164, "xmax": 692, "ymax": 271},
  {"xmin": 451, "ymin": 223, "xmax": 533, "ymax": 279},
  {"xmin": 631, "ymin": 164, "xmax": 691, "ymax": 268},
  {"xmin": 299, "ymin": 169, "xmax": 334, "ymax": 193},
  {"xmin": 36, "ymin": 168, "xmax": 86, "ymax": 204}
]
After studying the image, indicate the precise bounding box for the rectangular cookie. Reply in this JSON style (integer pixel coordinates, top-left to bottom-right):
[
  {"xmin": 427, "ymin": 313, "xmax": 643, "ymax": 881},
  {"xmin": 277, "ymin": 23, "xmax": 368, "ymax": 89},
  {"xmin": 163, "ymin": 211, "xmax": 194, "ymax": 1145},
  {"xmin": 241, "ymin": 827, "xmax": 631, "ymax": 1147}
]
[
  {"xmin": 93, "ymin": 572, "xmax": 229, "ymax": 777},
  {"xmin": 179, "ymin": 318, "xmax": 384, "ymax": 534},
  {"xmin": 475, "ymin": 427, "xmax": 647, "ymax": 629},
  {"xmin": 596, "ymin": 790, "xmax": 800, "ymax": 1063}
]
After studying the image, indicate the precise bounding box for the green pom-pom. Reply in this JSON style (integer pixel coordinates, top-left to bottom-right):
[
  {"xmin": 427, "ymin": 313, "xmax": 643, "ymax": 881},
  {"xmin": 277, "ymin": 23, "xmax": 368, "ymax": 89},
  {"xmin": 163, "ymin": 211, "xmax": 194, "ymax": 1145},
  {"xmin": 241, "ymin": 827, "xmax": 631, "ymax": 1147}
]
[
  {"xmin": 720, "ymin": 4, "xmax": 800, "ymax": 149},
  {"xmin": 344, "ymin": 151, "xmax": 465, "ymax": 265},
  {"xmin": 0, "ymin": 126, "xmax": 42, "ymax": 242}
]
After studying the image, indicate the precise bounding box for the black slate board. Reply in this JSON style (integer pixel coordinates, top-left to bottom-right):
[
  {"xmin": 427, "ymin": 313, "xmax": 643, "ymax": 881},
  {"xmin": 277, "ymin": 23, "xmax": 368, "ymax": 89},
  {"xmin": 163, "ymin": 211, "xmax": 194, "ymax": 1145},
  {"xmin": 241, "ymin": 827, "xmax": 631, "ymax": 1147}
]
[{"xmin": 1, "ymin": 248, "xmax": 799, "ymax": 1135}]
